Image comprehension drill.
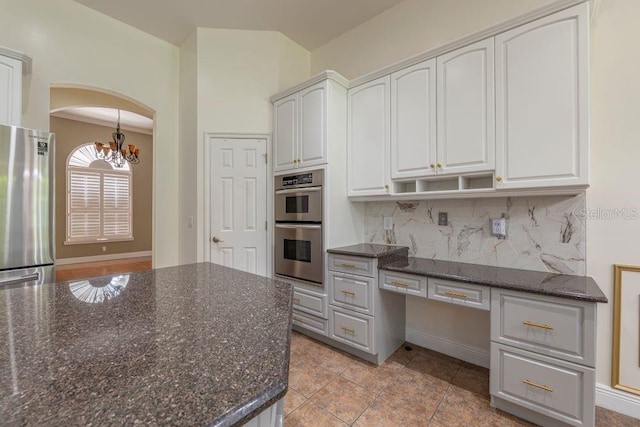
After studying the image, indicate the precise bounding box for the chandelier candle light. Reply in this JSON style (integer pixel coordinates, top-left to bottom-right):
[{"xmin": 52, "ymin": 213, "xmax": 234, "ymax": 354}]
[{"xmin": 94, "ymin": 109, "xmax": 140, "ymax": 168}]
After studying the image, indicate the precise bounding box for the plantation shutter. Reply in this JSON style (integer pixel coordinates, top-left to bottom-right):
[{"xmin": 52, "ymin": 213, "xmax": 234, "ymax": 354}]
[
  {"xmin": 103, "ymin": 174, "xmax": 131, "ymax": 238},
  {"xmin": 68, "ymin": 170, "xmax": 101, "ymax": 240}
]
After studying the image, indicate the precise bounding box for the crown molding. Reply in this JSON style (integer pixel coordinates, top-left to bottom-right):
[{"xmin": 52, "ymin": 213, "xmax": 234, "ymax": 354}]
[
  {"xmin": 270, "ymin": 70, "xmax": 349, "ymax": 102},
  {"xmin": 0, "ymin": 46, "xmax": 32, "ymax": 75}
]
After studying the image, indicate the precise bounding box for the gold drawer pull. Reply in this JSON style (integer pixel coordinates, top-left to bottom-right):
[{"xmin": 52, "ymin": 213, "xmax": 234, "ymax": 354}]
[
  {"xmin": 341, "ymin": 326, "xmax": 355, "ymax": 334},
  {"xmin": 391, "ymin": 280, "xmax": 409, "ymax": 287},
  {"xmin": 523, "ymin": 320, "xmax": 554, "ymax": 331},
  {"xmin": 341, "ymin": 263, "xmax": 356, "ymax": 268},
  {"xmin": 293, "ymin": 316, "xmax": 304, "ymax": 324},
  {"xmin": 341, "ymin": 290, "xmax": 356, "ymax": 296},
  {"xmin": 444, "ymin": 291, "xmax": 468, "ymax": 298},
  {"xmin": 293, "ymin": 297, "xmax": 300, "ymax": 303},
  {"xmin": 522, "ymin": 379, "xmax": 553, "ymax": 392}
]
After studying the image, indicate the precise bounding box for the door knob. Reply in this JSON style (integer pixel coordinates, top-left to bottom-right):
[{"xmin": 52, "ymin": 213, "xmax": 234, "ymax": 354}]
[{"xmin": 212, "ymin": 236, "xmax": 224, "ymax": 243}]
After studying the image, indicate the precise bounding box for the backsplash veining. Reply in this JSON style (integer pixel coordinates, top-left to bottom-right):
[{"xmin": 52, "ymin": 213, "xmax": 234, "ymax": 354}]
[{"xmin": 364, "ymin": 194, "xmax": 586, "ymax": 274}]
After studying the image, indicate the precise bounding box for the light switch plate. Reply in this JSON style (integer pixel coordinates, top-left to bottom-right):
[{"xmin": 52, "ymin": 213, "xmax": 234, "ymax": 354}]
[
  {"xmin": 383, "ymin": 217, "xmax": 393, "ymax": 231},
  {"xmin": 491, "ymin": 218, "xmax": 507, "ymax": 238}
]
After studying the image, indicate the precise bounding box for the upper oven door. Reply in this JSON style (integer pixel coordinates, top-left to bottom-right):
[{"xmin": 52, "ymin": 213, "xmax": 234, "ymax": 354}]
[{"xmin": 275, "ymin": 187, "xmax": 322, "ymax": 223}]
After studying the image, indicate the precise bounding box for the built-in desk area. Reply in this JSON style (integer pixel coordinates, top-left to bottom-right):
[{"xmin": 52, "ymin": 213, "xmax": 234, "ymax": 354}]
[{"xmin": 325, "ymin": 244, "xmax": 607, "ymax": 427}]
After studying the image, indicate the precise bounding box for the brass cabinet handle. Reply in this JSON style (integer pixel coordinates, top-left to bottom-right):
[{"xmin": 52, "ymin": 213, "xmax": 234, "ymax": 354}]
[
  {"xmin": 496, "ymin": 176, "xmax": 503, "ymax": 182},
  {"xmin": 391, "ymin": 280, "xmax": 409, "ymax": 287},
  {"xmin": 522, "ymin": 379, "xmax": 553, "ymax": 392},
  {"xmin": 444, "ymin": 291, "xmax": 468, "ymax": 298},
  {"xmin": 430, "ymin": 163, "xmax": 435, "ymax": 168},
  {"xmin": 341, "ymin": 326, "xmax": 355, "ymax": 334},
  {"xmin": 297, "ymin": 159, "xmax": 301, "ymax": 163},
  {"xmin": 523, "ymin": 320, "xmax": 554, "ymax": 331},
  {"xmin": 341, "ymin": 290, "xmax": 356, "ymax": 296},
  {"xmin": 436, "ymin": 163, "xmax": 442, "ymax": 168},
  {"xmin": 293, "ymin": 316, "xmax": 304, "ymax": 324},
  {"xmin": 293, "ymin": 297, "xmax": 300, "ymax": 303},
  {"xmin": 341, "ymin": 263, "xmax": 356, "ymax": 268}
]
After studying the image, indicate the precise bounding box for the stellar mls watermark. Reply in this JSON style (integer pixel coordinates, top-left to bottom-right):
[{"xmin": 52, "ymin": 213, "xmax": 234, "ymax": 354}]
[{"xmin": 575, "ymin": 207, "xmax": 640, "ymax": 220}]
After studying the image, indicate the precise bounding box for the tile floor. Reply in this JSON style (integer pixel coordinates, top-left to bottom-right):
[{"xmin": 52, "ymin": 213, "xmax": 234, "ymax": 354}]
[{"xmin": 285, "ymin": 331, "xmax": 640, "ymax": 427}]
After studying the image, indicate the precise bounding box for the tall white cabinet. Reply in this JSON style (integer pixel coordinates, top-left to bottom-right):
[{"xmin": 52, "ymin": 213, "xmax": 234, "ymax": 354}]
[
  {"xmin": 348, "ymin": 76, "xmax": 391, "ymax": 196},
  {"xmin": 495, "ymin": 3, "xmax": 589, "ymax": 189},
  {"xmin": 0, "ymin": 51, "xmax": 24, "ymax": 127}
]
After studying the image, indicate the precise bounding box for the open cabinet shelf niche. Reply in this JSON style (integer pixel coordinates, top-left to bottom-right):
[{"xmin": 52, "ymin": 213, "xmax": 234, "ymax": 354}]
[{"xmin": 392, "ymin": 173, "xmax": 495, "ymax": 196}]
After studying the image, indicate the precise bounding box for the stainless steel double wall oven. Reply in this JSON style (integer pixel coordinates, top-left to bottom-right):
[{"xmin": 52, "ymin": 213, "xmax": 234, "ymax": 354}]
[{"xmin": 274, "ymin": 169, "xmax": 323, "ymax": 284}]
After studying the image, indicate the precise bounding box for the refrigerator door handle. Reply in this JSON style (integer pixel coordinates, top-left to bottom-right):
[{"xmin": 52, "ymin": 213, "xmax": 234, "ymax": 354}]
[{"xmin": 0, "ymin": 272, "xmax": 40, "ymax": 287}]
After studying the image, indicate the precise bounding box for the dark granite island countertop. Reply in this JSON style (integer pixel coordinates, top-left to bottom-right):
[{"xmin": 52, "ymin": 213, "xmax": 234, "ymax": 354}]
[{"xmin": 0, "ymin": 262, "xmax": 293, "ymax": 426}]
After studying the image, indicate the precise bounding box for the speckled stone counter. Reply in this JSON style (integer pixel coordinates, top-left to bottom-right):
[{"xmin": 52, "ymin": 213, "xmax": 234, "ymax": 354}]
[
  {"xmin": 0, "ymin": 262, "xmax": 293, "ymax": 426},
  {"xmin": 327, "ymin": 243, "xmax": 408, "ymax": 259}
]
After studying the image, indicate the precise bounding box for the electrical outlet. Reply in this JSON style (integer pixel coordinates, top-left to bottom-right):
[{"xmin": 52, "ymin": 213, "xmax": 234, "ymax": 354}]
[
  {"xmin": 438, "ymin": 212, "xmax": 448, "ymax": 226},
  {"xmin": 491, "ymin": 218, "xmax": 507, "ymax": 238},
  {"xmin": 187, "ymin": 216, "xmax": 194, "ymax": 228},
  {"xmin": 383, "ymin": 216, "xmax": 393, "ymax": 231},
  {"xmin": 102, "ymin": 246, "xmax": 107, "ymax": 252}
]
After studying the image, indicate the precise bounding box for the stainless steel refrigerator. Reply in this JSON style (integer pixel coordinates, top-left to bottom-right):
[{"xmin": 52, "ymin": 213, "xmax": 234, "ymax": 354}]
[{"xmin": 0, "ymin": 124, "xmax": 55, "ymax": 286}]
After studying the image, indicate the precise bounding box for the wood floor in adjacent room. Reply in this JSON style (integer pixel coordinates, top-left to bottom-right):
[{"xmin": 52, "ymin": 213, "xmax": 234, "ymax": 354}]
[{"xmin": 55, "ymin": 256, "xmax": 152, "ymax": 282}]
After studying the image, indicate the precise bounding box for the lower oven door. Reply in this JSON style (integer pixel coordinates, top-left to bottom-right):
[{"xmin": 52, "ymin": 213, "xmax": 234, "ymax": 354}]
[{"xmin": 275, "ymin": 223, "xmax": 323, "ymax": 284}]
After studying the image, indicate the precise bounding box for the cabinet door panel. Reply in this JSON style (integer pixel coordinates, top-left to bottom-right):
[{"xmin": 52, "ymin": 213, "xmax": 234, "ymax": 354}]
[
  {"xmin": 0, "ymin": 55, "xmax": 22, "ymax": 127},
  {"xmin": 390, "ymin": 60, "xmax": 437, "ymax": 179},
  {"xmin": 437, "ymin": 39, "xmax": 494, "ymax": 175},
  {"xmin": 299, "ymin": 81, "xmax": 327, "ymax": 167},
  {"xmin": 273, "ymin": 94, "xmax": 297, "ymax": 172},
  {"xmin": 348, "ymin": 76, "xmax": 390, "ymax": 196},
  {"xmin": 495, "ymin": 3, "xmax": 588, "ymax": 188}
]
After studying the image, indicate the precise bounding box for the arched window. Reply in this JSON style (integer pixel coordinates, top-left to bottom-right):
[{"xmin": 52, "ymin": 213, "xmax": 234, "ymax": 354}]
[{"xmin": 65, "ymin": 143, "xmax": 133, "ymax": 244}]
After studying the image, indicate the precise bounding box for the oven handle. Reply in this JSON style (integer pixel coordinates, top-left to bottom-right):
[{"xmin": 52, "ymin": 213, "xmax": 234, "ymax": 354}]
[
  {"xmin": 275, "ymin": 186, "xmax": 321, "ymax": 195},
  {"xmin": 275, "ymin": 223, "xmax": 322, "ymax": 230}
]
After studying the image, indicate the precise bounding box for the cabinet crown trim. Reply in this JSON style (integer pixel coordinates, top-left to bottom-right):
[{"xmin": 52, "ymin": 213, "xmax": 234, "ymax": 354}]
[
  {"xmin": 0, "ymin": 46, "xmax": 32, "ymax": 75},
  {"xmin": 349, "ymin": 0, "xmax": 587, "ymax": 88},
  {"xmin": 270, "ymin": 70, "xmax": 349, "ymax": 102}
]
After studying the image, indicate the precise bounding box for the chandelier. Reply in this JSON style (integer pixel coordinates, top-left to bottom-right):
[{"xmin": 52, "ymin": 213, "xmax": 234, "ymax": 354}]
[{"xmin": 94, "ymin": 109, "xmax": 140, "ymax": 168}]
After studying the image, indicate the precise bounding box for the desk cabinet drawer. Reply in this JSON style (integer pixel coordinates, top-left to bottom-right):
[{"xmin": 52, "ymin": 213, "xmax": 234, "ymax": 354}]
[
  {"xmin": 379, "ymin": 270, "xmax": 427, "ymax": 297},
  {"xmin": 329, "ymin": 272, "xmax": 374, "ymax": 315},
  {"xmin": 293, "ymin": 286, "xmax": 327, "ymax": 318},
  {"xmin": 328, "ymin": 253, "xmax": 375, "ymax": 277},
  {"xmin": 293, "ymin": 310, "xmax": 328, "ymax": 336},
  {"xmin": 329, "ymin": 306, "xmax": 374, "ymax": 353},
  {"xmin": 490, "ymin": 343, "xmax": 595, "ymax": 426},
  {"xmin": 491, "ymin": 289, "xmax": 596, "ymax": 367},
  {"xmin": 428, "ymin": 278, "xmax": 490, "ymax": 310}
]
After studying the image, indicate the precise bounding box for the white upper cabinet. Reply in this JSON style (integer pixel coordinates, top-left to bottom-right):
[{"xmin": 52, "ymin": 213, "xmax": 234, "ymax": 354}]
[
  {"xmin": 273, "ymin": 80, "xmax": 328, "ymax": 172},
  {"xmin": 390, "ymin": 59, "xmax": 437, "ymax": 179},
  {"xmin": 0, "ymin": 53, "xmax": 23, "ymax": 127},
  {"xmin": 348, "ymin": 76, "xmax": 390, "ymax": 196},
  {"xmin": 495, "ymin": 3, "xmax": 589, "ymax": 189},
  {"xmin": 437, "ymin": 38, "xmax": 494, "ymax": 175}
]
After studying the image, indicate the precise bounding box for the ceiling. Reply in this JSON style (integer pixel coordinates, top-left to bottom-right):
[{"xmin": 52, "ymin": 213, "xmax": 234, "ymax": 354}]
[
  {"xmin": 71, "ymin": 0, "xmax": 406, "ymax": 50},
  {"xmin": 51, "ymin": 107, "xmax": 154, "ymax": 134}
]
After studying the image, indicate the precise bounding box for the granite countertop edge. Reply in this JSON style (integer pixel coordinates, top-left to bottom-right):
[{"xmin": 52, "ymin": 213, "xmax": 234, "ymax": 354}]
[
  {"xmin": 326, "ymin": 244, "xmax": 409, "ymax": 258},
  {"xmin": 213, "ymin": 382, "xmax": 288, "ymax": 427}
]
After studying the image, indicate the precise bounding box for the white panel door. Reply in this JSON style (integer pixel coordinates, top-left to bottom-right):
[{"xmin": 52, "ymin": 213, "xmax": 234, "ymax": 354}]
[
  {"xmin": 273, "ymin": 94, "xmax": 297, "ymax": 172},
  {"xmin": 299, "ymin": 80, "xmax": 327, "ymax": 168},
  {"xmin": 495, "ymin": 3, "xmax": 589, "ymax": 189},
  {"xmin": 211, "ymin": 138, "xmax": 267, "ymax": 276},
  {"xmin": 437, "ymin": 38, "xmax": 494, "ymax": 175},
  {"xmin": 0, "ymin": 55, "xmax": 22, "ymax": 127},
  {"xmin": 348, "ymin": 76, "xmax": 390, "ymax": 196},
  {"xmin": 390, "ymin": 59, "xmax": 437, "ymax": 179}
]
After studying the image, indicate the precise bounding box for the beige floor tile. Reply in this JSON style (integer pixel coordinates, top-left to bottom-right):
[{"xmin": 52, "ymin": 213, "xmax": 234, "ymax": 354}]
[
  {"xmin": 284, "ymin": 389, "xmax": 307, "ymax": 416},
  {"xmin": 378, "ymin": 368, "xmax": 449, "ymax": 419},
  {"xmin": 340, "ymin": 358, "xmax": 404, "ymax": 394},
  {"xmin": 405, "ymin": 349, "xmax": 461, "ymax": 382},
  {"xmin": 451, "ymin": 362, "xmax": 490, "ymax": 399},
  {"xmin": 285, "ymin": 401, "xmax": 348, "ymax": 427},
  {"xmin": 312, "ymin": 343, "xmax": 356, "ymax": 375},
  {"xmin": 311, "ymin": 376, "xmax": 376, "ymax": 424},
  {"xmin": 288, "ymin": 359, "xmax": 338, "ymax": 398},
  {"xmin": 432, "ymin": 385, "xmax": 533, "ymax": 426},
  {"xmin": 596, "ymin": 406, "xmax": 640, "ymax": 426},
  {"xmin": 385, "ymin": 343, "xmax": 419, "ymax": 365},
  {"xmin": 353, "ymin": 396, "xmax": 429, "ymax": 427}
]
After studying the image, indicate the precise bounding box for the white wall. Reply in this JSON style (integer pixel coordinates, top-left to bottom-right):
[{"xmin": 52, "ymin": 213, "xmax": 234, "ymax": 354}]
[
  {"xmin": 310, "ymin": 0, "xmax": 640, "ymax": 397},
  {"xmin": 189, "ymin": 28, "xmax": 310, "ymax": 262},
  {"xmin": 0, "ymin": 0, "xmax": 180, "ymax": 267}
]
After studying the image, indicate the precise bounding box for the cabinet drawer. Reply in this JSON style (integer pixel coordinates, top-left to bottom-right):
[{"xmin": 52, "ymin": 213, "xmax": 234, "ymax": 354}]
[
  {"xmin": 428, "ymin": 278, "xmax": 490, "ymax": 310},
  {"xmin": 328, "ymin": 253, "xmax": 376, "ymax": 277},
  {"xmin": 491, "ymin": 289, "xmax": 596, "ymax": 367},
  {"xmin": 329, "ymin": 307, "xmax": 374, "ymax": 353},
  {"xmin": 292, "ymin": 310, "xmax": 328, "ymax": 336},
  {"xmin": 490, "ymin": 343, "xmax": 595, "ymax": 426},
  {"xmin": 379, "ymin": 270, "xmax": 427, "ymax": 297},
  {"xmin": 329, "ymin": 272, "xmax": 374, "ymax": 315},
  {"xmin": 293, "ymin": 286, "xmax": 327, "ymax": 319}
]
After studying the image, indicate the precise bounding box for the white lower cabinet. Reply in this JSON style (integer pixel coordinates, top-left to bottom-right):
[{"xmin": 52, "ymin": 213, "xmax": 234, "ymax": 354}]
[
  {"xmin": 490, "ymin": 288, "xmax": 596, "ymax": 426},
  {"xmin": 329, "ymin": 306, "xmax": 374, "ymax": 353},
  {"xmin": 291, "ymin": 282, "xmax": 328, "ymax": 337},
  {"xmin": 379, "ymin": 270, "xmax": 427, "ymax": 297},
  {"xmin": 292, "ymin": 309, "xmax": 328, "ymax": 337}
]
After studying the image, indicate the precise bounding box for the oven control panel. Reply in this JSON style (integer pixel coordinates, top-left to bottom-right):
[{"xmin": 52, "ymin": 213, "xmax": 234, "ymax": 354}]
[
  {"xmin": 282, "ymin": 173, "xmax": 313, "ymax": 187},
  {"xmin": 275, "ymin": 169, "xmax": 323, "ymax": 191}
]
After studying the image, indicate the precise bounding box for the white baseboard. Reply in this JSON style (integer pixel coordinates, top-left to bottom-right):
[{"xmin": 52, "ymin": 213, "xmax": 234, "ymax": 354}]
[
  {"xmin": 405, "ymin": 327, "xmax": 490, "ymax": 368},
  {"xmin": 56, "ymin": 251, "xmax": 152, "ymax": 266},
  {"xmin": 596, "ymin": 383, "xmax": 640, "ymax": 419}
]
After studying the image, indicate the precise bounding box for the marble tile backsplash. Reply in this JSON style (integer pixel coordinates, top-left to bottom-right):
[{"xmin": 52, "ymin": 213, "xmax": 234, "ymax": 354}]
[{"xmin": 364, "ymin": 194, "xmax": 586, "ymax": 275}]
